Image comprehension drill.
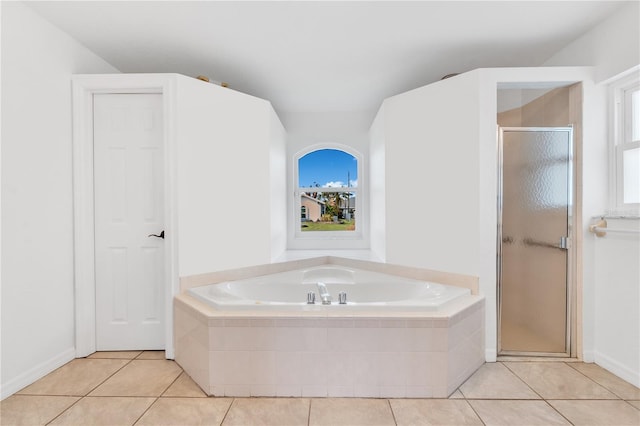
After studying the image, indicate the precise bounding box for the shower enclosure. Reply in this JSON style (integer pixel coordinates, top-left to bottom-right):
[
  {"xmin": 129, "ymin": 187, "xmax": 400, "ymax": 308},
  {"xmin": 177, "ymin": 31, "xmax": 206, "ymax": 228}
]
[{"xmin": 498, "ymin": 127, "xmax": 573, "ymax": 356}]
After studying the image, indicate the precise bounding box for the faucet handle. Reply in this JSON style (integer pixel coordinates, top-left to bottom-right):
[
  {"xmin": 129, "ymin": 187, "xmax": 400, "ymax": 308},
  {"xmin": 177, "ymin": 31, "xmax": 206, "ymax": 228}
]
[
  {"xmin": 307, "ymin": 292, "xmax": 316, "ymax": 304},
  {"xmin": 338, "ymin": 292, "xmax": 347, "ymax": 304}
]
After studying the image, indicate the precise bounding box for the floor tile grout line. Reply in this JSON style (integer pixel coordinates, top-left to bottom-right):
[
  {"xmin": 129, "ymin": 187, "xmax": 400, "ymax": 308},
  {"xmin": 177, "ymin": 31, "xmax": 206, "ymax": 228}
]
[
  {"xmin": 44, "ymin": 395, "xmax": 84, "ymax": 425},
  {"xmin": 462, "ymin": 398, "xmax": 487, "ymax": 426},
  {"xmin": 42, "ymin": 355, "xmax": 153, "ymax": 426},
  {"xmin": 219, "ymin": 397, "xmax": 236, "ymax": 425},
  {"xmin": 624, "ymin": 399, "xmax": 640, "ymax": 411},
  {"xmin": 159, "ymin": 369, "xmax": 184, "ymax": 398},
  {"xmin": 307, "ymin": 397, "xmax": 312, "ymax": 426},
  {"xmin": 387, "ymin": 398, "xmax": 398, "ymax": 426},
  {"xmin": 501, "ymin": 361, "xmax": 547, "ymax": 400},
  {"xmin": 20, "ymin": 355, "xmax": 139, "ymax": 398},
  {"xmin": 564, "ymin": 361, "xmax": 626, "ymax": 400},
  {"xmin": 542, "ymin": 398, "xmax": 575, "ymax": 426},
  {"xmin": 82, "ymin": 355, "xmax": 138, "ymax": 397},
  {"xmin": 132, "ymin": 396, "xmax": 162, "ymax": 425}
]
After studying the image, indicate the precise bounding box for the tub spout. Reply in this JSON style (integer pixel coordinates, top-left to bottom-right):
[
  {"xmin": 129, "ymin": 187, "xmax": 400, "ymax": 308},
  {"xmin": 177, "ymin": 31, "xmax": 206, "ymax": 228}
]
[{"xmin": 317, "ymin": 282, "xmax": 332, "ymax": 305}]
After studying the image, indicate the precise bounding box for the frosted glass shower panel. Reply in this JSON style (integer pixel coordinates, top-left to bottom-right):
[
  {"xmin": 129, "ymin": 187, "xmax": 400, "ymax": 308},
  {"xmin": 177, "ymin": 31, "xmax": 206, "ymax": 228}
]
[{"xmin": 500, "ymin": 128, "xmax": 571, "ymax": 355}]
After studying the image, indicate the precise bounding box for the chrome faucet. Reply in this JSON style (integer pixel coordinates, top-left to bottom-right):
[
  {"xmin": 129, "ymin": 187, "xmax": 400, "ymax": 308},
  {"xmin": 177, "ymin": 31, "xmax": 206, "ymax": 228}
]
[
  {"xmin": 317, "ymin": 282, "xmax": 332, "ymax": 305},
  {"xmin": 307, "ymin": 291, "xmax": 316, "ymax": 304}
]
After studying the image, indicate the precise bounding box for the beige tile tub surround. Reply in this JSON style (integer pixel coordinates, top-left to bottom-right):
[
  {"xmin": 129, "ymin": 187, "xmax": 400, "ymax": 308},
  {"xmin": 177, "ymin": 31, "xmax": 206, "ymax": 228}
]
[
  {"xmin": 175, "ymin": 257, "xmax": 483, "ymax": 399},
  {"xmin": 174, "ymin": 293, "xmax": 485, "ymax": 398}
]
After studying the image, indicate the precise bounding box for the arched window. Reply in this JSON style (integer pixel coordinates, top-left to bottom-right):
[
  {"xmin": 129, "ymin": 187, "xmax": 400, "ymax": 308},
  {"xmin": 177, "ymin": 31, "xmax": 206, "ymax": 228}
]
[{"xmin": 293, "ymin": 146, "xmax": 365, "ymax": 247}]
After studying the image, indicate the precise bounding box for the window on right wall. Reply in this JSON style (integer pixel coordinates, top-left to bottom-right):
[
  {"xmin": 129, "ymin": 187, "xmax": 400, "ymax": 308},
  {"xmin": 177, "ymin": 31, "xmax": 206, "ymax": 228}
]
[{"xmin": 610, "ymin": 71, "xmax": 640, "ymax": 213}]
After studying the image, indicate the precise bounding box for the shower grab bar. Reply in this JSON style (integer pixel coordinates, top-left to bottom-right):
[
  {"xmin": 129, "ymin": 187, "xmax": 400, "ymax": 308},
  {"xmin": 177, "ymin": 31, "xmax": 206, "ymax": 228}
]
[
  {"xmin": 502, "ymin": 236, "xmax": 568, "ymax": 250},
  {"xmin": 589, "ymin": 219, "xmax": 640, "ymax": 237}
]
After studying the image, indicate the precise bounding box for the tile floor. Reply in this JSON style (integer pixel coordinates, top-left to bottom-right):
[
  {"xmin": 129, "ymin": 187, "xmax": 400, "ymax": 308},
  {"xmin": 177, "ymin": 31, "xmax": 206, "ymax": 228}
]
[{"xmin": 1, "ymin": 351, "xmax": 639, "ymax": 425}]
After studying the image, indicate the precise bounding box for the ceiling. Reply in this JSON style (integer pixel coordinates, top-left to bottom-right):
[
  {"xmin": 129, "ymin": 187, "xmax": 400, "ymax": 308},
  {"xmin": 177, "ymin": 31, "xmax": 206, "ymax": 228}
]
[{"xmin": 28, "ymin": 1, "xmax": 628, "ymax": 113}]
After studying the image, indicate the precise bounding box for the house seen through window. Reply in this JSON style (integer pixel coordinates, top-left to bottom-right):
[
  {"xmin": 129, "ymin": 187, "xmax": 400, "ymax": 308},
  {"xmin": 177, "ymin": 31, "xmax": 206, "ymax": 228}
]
[{"xmin": 298, "ymin": 149, "xmax": 358, "ymax": 232}]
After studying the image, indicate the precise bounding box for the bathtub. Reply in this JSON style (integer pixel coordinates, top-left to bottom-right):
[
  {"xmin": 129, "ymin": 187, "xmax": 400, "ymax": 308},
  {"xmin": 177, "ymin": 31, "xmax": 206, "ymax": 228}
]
[
  {"xmin": 187, "ymin": 265, "xmax": 471, "ymax": 310},
  {"xmin": 175, "ymin": 258, "xmax": 485, "ymax": 399}
]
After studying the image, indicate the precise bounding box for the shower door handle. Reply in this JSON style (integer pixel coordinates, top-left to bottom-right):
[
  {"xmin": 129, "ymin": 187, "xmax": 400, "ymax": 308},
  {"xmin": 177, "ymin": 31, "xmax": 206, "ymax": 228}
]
[{"xmin": 559, "ymin": 236, "xmax": 569, "ymax": 250}]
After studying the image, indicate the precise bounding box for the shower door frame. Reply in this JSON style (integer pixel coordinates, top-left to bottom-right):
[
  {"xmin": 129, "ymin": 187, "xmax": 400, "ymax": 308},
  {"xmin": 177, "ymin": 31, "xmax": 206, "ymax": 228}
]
[{"xmin": 497, "ymin": 126, "xmax": 576, "ymax": 358}]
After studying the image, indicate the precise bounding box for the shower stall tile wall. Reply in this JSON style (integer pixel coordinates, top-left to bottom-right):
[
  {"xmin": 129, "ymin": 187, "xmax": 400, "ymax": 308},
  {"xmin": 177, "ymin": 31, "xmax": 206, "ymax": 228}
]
[{"xmin": 174, "ymin": 293, "xmax": 484, "ymax": 398}]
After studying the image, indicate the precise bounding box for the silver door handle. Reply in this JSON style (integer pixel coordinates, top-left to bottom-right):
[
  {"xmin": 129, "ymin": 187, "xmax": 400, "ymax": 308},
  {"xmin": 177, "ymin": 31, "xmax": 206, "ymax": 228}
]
[
  {"xmin": 148, "ymin": 230, "xmax": 165, "ymax": 239},
  {"xmin": 559, "ymin": 236, "xmax": 569, "ymax": 250}
]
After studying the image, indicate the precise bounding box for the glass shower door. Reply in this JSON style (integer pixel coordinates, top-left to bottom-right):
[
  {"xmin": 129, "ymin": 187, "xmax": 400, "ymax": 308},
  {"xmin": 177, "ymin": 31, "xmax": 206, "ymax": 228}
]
[{"xmin": 498, "ymin": 127, "xmax": 573, "ymax": 356}]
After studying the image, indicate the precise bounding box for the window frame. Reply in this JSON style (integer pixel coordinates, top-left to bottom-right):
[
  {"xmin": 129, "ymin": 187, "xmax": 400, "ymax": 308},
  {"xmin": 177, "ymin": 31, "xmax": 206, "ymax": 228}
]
[
  {"xmin": 290, "ymin": 143, "xmax": 368, "ymax": 249},
  {"xmin": 609, "ymin": 71, "xmax": 640, "ymax": 213}
]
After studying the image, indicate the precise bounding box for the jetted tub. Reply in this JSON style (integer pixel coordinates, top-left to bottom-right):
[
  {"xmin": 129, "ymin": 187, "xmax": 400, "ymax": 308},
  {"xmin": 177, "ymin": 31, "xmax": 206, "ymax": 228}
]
[
  {"xmin": 188, "ymin": 265, "xmax": 471, "ymax": 310},
  {"xmin": 175, "ymin": 260, "xmax": 485, "ymax": 399}
]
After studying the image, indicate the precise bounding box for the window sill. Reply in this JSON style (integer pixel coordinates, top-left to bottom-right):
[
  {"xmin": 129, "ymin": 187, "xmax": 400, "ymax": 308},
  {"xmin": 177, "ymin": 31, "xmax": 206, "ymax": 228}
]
[
  {"xmin": 274, "ymin": 249, "xmax": 382, "ymax": 263},
  {"xmin": 596, "ymin": 214, "xmax": 640, "ymax": 220}
]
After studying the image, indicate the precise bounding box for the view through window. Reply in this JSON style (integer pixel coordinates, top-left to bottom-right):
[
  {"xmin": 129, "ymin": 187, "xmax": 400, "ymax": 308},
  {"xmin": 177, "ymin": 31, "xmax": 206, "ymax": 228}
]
[{"xmin": 298, "ymin": 149, "xmax": 357, "ymax": 232}]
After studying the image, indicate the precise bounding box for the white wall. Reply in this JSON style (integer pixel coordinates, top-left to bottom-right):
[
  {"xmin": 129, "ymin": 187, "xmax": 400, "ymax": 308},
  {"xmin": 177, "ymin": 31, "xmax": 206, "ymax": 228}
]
[
  {"xmin": 174, "ymin": 76, "xmax": 286, "ymax": 276},
  {"xmin": 280, "ymin": 111, "xmax": 373, "ymax": 157},
  {"xmin": 269, "ymin": 109, "xmax": 287, "ymax": 260},
  {"xmin": 1, "ymin": 2, "xmax": 119, "ymax": 398},
  {"xmin": 369, "ymin": 106, "xmax": 386, "ymax": 260},
  {"xmin": 380, "ymin": 72, "xmax": 481, "ymax": 276},
  {"xmin": 593, "ymin": 220, "xmax": 640, "ymax": 387},
  {"xmin": 543, "ymin": 1, "xmax": 640, "ymax": 83}
]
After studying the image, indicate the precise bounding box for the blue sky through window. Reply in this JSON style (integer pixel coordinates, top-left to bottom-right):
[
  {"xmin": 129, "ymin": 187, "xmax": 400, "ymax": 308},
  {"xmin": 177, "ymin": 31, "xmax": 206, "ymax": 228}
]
[{"xmin": 298, "ymin": 149, "xmax": 357, "ymax": 188}]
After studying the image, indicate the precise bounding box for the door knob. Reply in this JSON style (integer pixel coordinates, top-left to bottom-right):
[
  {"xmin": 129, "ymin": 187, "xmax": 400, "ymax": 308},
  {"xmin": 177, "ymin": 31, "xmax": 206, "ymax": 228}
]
[{"xmin": 148, "ymin": 230, "xmax": 165, "ymax": 239}]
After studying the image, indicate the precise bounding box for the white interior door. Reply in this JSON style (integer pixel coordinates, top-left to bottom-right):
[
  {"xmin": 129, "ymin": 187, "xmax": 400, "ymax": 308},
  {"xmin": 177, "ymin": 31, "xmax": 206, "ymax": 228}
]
[{"xmin": 93, "ymin": 93, "xmax": 165, "ymax": 350}]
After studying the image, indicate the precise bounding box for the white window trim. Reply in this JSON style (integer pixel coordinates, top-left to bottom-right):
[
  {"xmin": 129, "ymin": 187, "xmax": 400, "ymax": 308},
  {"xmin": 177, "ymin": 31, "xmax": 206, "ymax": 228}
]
[
  {"xmin": 608, "ymin": 69, "xmax": 640, "ymax": 214},
  {"xmin": 289, "ymin": 143, "xmax": 369, "ymax": 250}
]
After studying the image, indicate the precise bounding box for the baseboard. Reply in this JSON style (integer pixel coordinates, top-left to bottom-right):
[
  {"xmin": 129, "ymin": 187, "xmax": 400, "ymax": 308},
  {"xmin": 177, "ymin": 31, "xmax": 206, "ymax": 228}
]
[
  {"xmin": 485, "ymin": 348, "xmax": 497, "ymax": 362},
  {"xmin": 0, "ymin": 347, "xmax": 75, "ymax": 400},
  {"xmin": 582, "ymin": 350, "xmax": 595, "ymax": 363},
  {"xmin": 594, "ymin": 351, "xmax": 640, "ymax": 388}
]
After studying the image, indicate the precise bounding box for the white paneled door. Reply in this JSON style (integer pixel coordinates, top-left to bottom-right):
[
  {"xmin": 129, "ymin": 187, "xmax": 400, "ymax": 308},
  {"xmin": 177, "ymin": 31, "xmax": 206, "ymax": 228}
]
[{"xmin": 93, "ymin": 93, "xmax": 165, "ymax": 350}]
